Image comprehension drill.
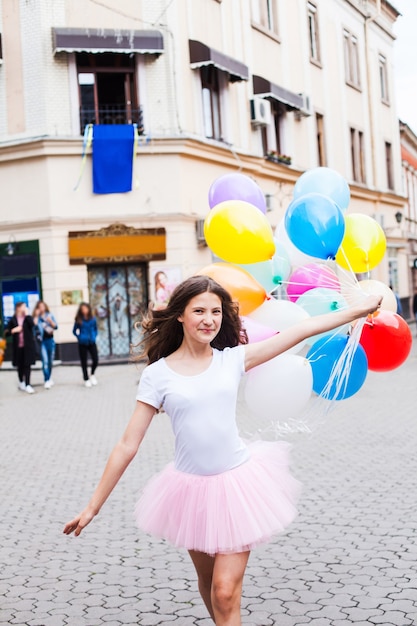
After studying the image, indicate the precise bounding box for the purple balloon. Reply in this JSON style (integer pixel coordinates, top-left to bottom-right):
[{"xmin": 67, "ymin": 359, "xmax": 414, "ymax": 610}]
[{"xmin": 208, "ymin": 173, "xmax": 267, "ymax": 213}]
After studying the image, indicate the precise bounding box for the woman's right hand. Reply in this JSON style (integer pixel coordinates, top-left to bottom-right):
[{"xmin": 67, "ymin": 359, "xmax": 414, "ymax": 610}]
[
  {"xmin": 63, "ymin": 506, "xmax": 97, "ymax": 536},
  {"xmin": 12, "ymin": 325, "xmax": 22, "ymax": 334},
  {"xmin": 357, "ymin": 294, "xmax": 383, "ymax": 317}
]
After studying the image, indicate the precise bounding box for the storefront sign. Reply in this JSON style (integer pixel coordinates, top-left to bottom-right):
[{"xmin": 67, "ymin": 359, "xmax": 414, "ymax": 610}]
[{"xmin": 68, "ymin": 223, "xmax": 166, "ymax": 265}]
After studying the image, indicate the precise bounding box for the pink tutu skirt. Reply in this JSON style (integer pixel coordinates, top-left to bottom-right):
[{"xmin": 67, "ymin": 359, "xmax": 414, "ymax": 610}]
[{"xmin": 134, "ymin": 441, "xmax": 301, "ymax": 556}]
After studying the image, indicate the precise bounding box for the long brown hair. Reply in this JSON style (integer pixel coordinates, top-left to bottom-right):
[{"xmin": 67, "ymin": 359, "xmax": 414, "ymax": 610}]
[
  {"xmin": 135, "ymin": 275, "xmax": 248, "ymax": 364},
  {"xmin": 75, "ymin": 302, "xmax": 93, "ymax": 324},
  {"xmin": 33, "ymin": 300, "xmax": 50, "ymax": 316}
]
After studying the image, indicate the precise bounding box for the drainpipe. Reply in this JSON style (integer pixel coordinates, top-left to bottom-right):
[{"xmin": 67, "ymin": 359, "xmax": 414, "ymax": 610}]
[{"xmin": 364, "ymin": 0, "xmax": 382, "ymax": 189}]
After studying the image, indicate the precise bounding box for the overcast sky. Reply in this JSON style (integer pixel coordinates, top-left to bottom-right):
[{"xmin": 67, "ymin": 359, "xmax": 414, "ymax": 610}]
[{"xmin": 393, "ymin": 0, "xmax": 417, "ymax": 134}]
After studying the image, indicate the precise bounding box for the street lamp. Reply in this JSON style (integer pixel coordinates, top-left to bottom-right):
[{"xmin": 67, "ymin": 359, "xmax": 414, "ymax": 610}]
[{"xmin": 395, "ymin": 211, "xmax": 403, "ymax": 225}]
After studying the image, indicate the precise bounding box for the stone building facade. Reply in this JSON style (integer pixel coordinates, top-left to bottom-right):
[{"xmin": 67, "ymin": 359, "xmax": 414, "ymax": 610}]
[{"xmin": 0, "ymin": 0, "xmax": 407, "ymax": 360}]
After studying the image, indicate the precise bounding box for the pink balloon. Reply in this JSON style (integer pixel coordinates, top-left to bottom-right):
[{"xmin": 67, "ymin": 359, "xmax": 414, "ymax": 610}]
[
  {"xmin": 241, "ymin": 316, "xmax": 276, "ymax": 343},
  {"xmin": 287, "ymin": 263, "xmax": 340, "ymax": 302}
]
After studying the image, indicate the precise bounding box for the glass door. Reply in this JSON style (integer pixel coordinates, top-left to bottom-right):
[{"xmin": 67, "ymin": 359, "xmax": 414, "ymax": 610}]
[{"xmin": 88, "ymin": 264, "xmax": 147, "ymax": 358}]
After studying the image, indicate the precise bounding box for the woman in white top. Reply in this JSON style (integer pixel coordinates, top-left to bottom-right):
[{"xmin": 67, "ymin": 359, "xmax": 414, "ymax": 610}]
[{"xmin": 64, "ymin": 276, "xmax": 381, "ymax": 625}]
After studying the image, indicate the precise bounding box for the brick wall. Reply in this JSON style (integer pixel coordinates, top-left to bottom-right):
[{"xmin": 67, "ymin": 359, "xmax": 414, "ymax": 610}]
[
  {"xmin": 20, "ymin": 0, "xmax": 72, "ymax": 137},
  {"xmin": 0, "ymin": 0, "xmax": 7, "ymax": 137}
]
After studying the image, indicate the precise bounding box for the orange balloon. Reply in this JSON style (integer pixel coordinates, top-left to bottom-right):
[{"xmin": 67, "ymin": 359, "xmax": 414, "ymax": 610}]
[{"xmin": 197, "ymin": 263, "xmax": 266, "ymax": 316}]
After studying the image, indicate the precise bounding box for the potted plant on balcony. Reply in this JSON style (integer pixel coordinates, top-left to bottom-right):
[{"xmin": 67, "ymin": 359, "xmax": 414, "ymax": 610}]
[{"xmin": 265, "ymin": 151, "xmax": 292, "ymax": 166}]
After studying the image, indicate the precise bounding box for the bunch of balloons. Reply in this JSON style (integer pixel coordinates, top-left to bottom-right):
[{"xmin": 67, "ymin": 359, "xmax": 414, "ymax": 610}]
[{"xmin": 200, "ymin": 168, "xmax": 412, "ymax": 426}]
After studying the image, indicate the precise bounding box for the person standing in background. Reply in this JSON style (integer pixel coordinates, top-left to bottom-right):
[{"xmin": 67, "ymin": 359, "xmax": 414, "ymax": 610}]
[
  {"xmin": 73, "ymin": 303, "xmax": 99, "ymax": 388},
  {"xmin": 34, "ymin": 300, "xmax": 58, "ymax": 390},
  {"xmin": 413, "ymin": 292, "xmax": 417, "ymax": 336},
  {"xmin": 4, "ymin": 302, "xmax": 38, "ymax": 394}
]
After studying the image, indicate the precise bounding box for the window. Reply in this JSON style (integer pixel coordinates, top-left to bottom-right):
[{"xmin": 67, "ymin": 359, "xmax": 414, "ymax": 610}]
[
  {"xmin": 343, "ymin": 29, "xmax": 361, "ymax": 88},
  {"xmin": 388, "ymin": 248, "xmax": 399, "ymax": 293},
  {"xmin": 379, "ymin": 54, "xmax": 389, "ymax": 103},
  {"xmin": 385, "ymin": 142, "xmax": 394, "ymax": 190},
  {"xmin": 261, "ymin": 100, "xmax": 285, "ymax": 156},
  {"xmin": 316, "ymin": 113, "xmax": 326, "ymax": 166},
  {"xmin": 76, "ymin": 53, "xmax": 143, "ymax": 134},
  {"xmin": 252, "ymin": 0, "xmax": 278, "ymax": 34},
  {"xmin": 307, "ymin": 2, "xmax": 320, "ymax": 63},
  {"xmin": 201, "ymin": 66, "xmax": 222, "ymax": 140},
  {"xmin": 350, "ymin": 128, "xmax": 366, "ymax": 183}
]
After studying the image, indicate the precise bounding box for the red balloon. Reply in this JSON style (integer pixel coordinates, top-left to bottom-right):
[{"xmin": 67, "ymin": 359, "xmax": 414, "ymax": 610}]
[{"xmin": 359, "ymin": 311, "xmax": 412, "ymax": 372}]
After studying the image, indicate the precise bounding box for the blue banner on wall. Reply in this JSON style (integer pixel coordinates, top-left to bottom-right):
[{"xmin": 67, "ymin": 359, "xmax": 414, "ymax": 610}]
[{"xmin": 92, "ymin": 125, "xmax": 135, "ymax": 194}]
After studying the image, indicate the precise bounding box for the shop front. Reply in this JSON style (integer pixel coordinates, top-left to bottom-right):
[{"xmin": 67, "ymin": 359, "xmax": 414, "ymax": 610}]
[
  {"xmin": 0, "ymin": 240, "xmax": 42, "ymax": 361},
  {"xmin": 66, "ymin": 222, "xmax": 165, "ymax": 360}
]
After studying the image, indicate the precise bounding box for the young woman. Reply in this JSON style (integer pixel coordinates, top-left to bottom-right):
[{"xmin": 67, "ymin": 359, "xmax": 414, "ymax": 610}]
[
  {"xmin": 64, "ymin": 276, "xmax": 381, "ymax": 625},
  {"xmin": 154, "ymin": 270, "xmax": 171, "ymax": 310},
  {"xmin": 34, "ymin": 300, "xmax": 58, "ymax": 390},
  {"xmin": 72, "ymin": 302, "xmax": 98, "ymax": 388},
  {"xmin": 4, "ymin": 302, "xmax": 38, "ymax": 394}
]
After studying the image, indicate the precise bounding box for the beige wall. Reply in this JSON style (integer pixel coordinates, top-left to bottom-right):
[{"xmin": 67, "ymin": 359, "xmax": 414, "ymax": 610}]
[{"xmin": 0, "ymin": 135, "xmax": 407, "ymax": 339}]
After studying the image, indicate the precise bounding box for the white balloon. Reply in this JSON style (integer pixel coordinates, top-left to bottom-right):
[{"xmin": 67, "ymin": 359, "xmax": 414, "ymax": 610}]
[
  {"xmin": 244, "ymin": 354, "xmax": 313, "ymax": 421},
  {"xmin": 275, "ymin": 219, "xmax": 317, "ymax": 268},
  {"xmin": 248, "ymin": 299, "xmax": 310, "ymax": 353},
  {"xmin": 361, "ymin": 279, "xmax": 398, "ymax": 313}
]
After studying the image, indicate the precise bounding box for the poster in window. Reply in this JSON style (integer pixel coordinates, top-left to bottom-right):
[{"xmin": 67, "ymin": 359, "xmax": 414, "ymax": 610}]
[{"xmin": 150, "ymin": 267, "xmax": 182, "ymax": 310}]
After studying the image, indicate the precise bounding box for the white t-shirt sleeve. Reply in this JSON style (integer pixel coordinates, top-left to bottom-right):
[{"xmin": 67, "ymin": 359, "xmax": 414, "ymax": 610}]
[
  {"xmin": 136, "ymin": 365, "xmax": 163, "ymax": 409},
  {"xmin": 223, "ymin": 345, "xmax": 246, "ymax": 376}
]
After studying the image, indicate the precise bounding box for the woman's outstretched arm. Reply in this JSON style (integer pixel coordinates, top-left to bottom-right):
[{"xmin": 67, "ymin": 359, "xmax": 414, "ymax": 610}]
[
  {"xmin": 63, "ymin": 400, "xmax": 156, "ymax": 536},
  {"xmin": 244, "ymin": 294, "xmax": 382, "ymax": 372}
]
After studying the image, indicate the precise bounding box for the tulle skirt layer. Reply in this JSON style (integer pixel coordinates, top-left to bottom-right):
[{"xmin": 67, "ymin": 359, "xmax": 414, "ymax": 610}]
[{"xmin": 134, "ymin": 440, "xmax": 301, "ymax": 556}]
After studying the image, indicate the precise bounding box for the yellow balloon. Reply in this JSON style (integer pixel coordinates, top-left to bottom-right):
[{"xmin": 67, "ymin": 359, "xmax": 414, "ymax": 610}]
[
  {"xmin": 196, "ymin": 263, "xmax": 266, "ymax": 316},
  {"xmin": 344, "ymin": 279, "xmax": 398, "ymax": 313},
  {"xmin": 204, "ymin": 200, "xmax": 275, "ymax": 264},
  {"xmin": 336, "ymin": 213, "xmax": 386, "ymax": 273}
]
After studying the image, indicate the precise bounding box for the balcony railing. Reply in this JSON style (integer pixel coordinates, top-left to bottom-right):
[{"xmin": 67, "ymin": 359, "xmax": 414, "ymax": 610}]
[{"xmin": 80, "ymin": 104, "xmax": 144, "ymax": 135}]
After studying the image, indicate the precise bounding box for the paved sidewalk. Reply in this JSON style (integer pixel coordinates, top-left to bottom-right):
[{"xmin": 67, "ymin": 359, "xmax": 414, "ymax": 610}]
[{"xmin": 1, "ymin": 338, "xmax": 417, "ymax": 626}]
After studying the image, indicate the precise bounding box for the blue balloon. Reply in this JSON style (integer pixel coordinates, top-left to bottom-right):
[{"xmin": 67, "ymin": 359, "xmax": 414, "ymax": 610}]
[
  {"xmin": 294, "ymin": 167, "xmax": 350, "ymax": 212},
  {"xmin": 285, "ymin": 193, "xmax": 345, "ymax": 259},
  {"xmin": 306, "ymin": 335, "xmax": 368, "ymax": 400}
]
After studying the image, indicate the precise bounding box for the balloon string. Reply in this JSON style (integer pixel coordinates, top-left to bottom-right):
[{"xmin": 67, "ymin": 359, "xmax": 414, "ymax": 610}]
[{"xmin": 337, "ymin": 247, "xmax": 361, "ymax": 286}]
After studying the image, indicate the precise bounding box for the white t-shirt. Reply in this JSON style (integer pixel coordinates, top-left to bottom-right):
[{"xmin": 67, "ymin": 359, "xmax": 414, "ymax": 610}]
[{"xmin": 136, "ymin": 345, "xmax": 250, "ymax": 476}]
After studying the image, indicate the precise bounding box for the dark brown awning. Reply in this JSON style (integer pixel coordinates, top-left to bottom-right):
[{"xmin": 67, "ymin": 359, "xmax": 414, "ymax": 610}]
[
  {"xmin": 253, "ymin": 75, "xmax": 304, "ymax": 110},
  {"xmin": 189, "ymin": 40, "xmax": 249, "ymax": 82},
  {"xmin": 52, "ymin": 27, "xmax": 164, "ymax": 54}
]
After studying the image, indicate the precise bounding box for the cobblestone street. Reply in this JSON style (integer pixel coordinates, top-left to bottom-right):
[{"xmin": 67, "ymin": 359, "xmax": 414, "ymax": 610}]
[{"xmin": 1, "ymin": 336, "xmax": 417, "ymax": 626}]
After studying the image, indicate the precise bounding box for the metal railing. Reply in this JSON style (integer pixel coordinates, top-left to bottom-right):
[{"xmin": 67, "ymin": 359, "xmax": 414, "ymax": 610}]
[{"xmin": 80, "ymin": 104, "xmax": 144, "ymax": 134}]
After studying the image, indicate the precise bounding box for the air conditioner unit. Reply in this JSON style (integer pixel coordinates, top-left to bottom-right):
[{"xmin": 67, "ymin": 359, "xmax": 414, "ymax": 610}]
[
  {"xmin": 196, "ymin": 219, "xmax": 207, "ymax": 247},
  {"xmin": 250, "ymin": 97, "xmax": 272, "ymax": 126},
  {"xmin": 295, "ymin": 93, "xmax": 313, "ymax": 118}
]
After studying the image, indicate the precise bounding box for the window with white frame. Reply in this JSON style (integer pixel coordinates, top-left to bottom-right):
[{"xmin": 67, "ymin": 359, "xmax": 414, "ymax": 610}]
[
  {"xmin": 261, "ymin": 100, "xmax": 286, "ymax": 157},
  {"xmin": 316, "ymin": 113, "xmax": 326, "ymax": 166},
  {"xmin": 350, "ymin": 127, "xmax": 366, "ymax": 183},
  {"xmin": 252, "ymin": 0, "xmax": 278, "ymax": 34},
  {"xmin": 388, "ymin": 248, "xmax": 399, "ymax": 293},
  {"xmin": 343, "ymin": 29, "xmax": 361, "ymax": 88},
  {"xmin": 385, "ymin": 141, "xmax": 394, "ymax": 190},
  {"xmin": 379, "ymin": 54, "xmax": 389, "ymax": 103},
  {"xmin": 201, "ymin": 66, "xmax": 222, "ymax": 140},
  {"xmin": 307, "ymin": 2, "xmax": 320, "ymax": 63}
]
